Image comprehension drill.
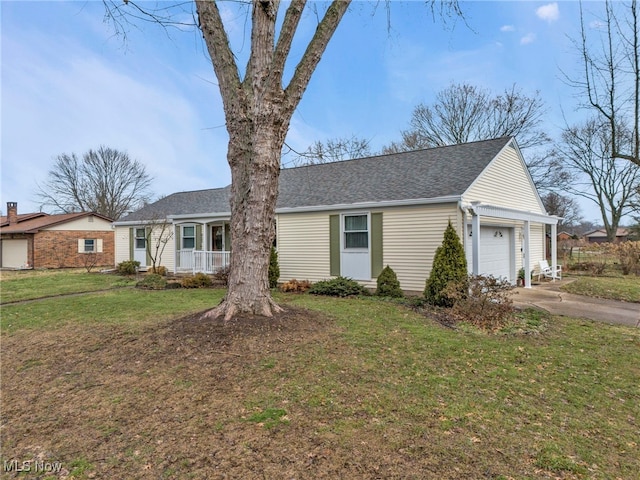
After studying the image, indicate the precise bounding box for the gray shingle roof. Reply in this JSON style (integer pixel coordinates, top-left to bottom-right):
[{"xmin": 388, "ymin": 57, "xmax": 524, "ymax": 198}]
[{"xmin": 118, "ymin": 137, "xmax": 512, "ymax": 222}]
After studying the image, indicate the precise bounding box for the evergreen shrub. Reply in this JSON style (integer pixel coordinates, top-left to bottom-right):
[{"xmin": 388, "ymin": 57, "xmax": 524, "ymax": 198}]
[
  {"xmin": 269, "ymin": 247, "xmax": 280, "ymax": 288},
  {"xmin": 424, "ymin": 220, "xmax": 468, "ymax": 307},
  {"xmin": 136, "ymin": 273, "xmax": 167, "ymax": 290},
  {"xmin": 309, "ymin": 276, "xmax": 368, "ymax": 297},
  {"xmin": 375, "ymin": 265, "xmax": 404, "ymax": 298},
  {"xmin": 116, "ymin": 260, "xmax": 140, "ymax": 275}
]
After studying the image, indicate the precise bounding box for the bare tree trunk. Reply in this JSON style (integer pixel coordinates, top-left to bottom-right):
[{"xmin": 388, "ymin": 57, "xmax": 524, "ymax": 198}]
[
  {"xmin": 206, "ymin": 113, "xmax": 288, "ymax": 320},
  {"xmin": 196, "ymin": 0, "xmax": 349, "ymax": 320}
]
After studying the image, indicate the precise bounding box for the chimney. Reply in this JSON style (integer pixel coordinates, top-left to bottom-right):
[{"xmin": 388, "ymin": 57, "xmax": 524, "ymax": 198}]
[{"xmin": 7, "ymin": 202, "xmax": 17, "ymax": 225}]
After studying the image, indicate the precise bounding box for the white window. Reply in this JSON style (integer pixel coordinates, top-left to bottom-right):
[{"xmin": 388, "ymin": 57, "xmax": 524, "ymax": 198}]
[
  {"xmin": 182, "ymin": 226, "xmax": 195, "ymax": 249},
  {"xmin": 78, "ymin": 238, "xmax": 103, "ymax": 253},
  {"xmin": 344, "ymin": 215, "xmax": 368, "ymax": 249}
]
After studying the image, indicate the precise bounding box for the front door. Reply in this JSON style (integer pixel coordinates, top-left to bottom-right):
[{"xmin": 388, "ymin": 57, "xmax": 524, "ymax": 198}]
[
  {"xmin": 341, "ymin": 214, "xmax": 371, "ymax": 280},
  {"xmin": 212, "ymin": 225, "xmax": 224, "ymax": 251},
  {"xmin": 133, "ymin": 228, "xmax": 147, "ymax": 266}
]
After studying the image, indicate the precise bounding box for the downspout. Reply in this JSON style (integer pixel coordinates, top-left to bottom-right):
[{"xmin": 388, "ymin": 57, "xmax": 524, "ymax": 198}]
[{"xmin": 459, "ymin": 201, "xmax": 473, "ymax": 275}]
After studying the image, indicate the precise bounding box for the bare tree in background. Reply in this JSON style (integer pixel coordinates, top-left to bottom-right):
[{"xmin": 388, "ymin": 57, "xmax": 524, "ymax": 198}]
[
  {"xmin": 553, "ymin": 118, "xmax": 640, "ymax": 242},
  {"xmin": 36, "ymin": 146, "xmax": 153, "ymax": 220},
  {"xmin": 567, "ymin": 0, "xmax": 639, "ymax": 167},
  {"xmin": 541, "ymin": 192, "xmax": 583, "ymax": 231},
  {"xmin": 285, "ymin": 135, "xmax": 372, "ymax": 167},
  {"xmin": 381, "ymin": 83, "xmax": 549, "ymax": 154},
  {"xmin": 103, "ymin": 0, "xmax": 463, "ymax": 320}
]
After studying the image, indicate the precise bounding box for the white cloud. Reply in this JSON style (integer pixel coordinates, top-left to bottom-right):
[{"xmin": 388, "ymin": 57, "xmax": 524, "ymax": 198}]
[
  {"xmin": 500, "ymin": 25, "xmax": 515, "ymax": 32},
  {"xmin": 1, "ymin": 28, "xmax": 229, "ymax": 213},
  {"xmin": 520, "ymin": 33, "xmax": 537, "ymax": 45},
  {"xmin": 536, "ymin": 3, "xmax": 559, "ymax": 23}
]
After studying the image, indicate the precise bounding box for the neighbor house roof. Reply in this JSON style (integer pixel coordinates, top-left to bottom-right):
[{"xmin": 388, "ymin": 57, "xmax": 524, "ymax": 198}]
[
  {"xmin": 0, "ymin": 212, "xmax": 113, "ymax": 234},
  {"xmin": 584, "ymin": 228, "xmax": 630, "ymax": 238},
  {"xmin": 118, "ymin": 137, "xmax": 514, "ymax": 222}
]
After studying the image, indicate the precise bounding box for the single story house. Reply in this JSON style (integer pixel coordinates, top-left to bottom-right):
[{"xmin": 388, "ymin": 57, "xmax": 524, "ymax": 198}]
[
  {"xmin": 114, "ymin": 137, "xmax": 560, "ymax": 290},
  {"xmin": 584, "ymin": 228, "xmax": 630, "ymax": 243},
  {"xmin": 0, "ymin": 202, "xmax": 115, "ymax": 269}
]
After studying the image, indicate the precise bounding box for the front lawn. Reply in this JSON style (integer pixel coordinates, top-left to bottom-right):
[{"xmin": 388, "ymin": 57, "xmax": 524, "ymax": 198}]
[
  {"xmin": 562, "ymin": 275, "xmax": 640, "ymax": 303},
  {"xmin": 1, "ymin": 274, "xmax": 639, "ymax": 479},
  {"xmin": 0, "ymin": 268, "xmax": 135, "ymax": 304}
]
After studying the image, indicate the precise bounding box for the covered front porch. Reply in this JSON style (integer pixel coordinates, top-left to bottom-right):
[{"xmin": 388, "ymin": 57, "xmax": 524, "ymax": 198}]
[
  {"xmin": 176, "ymin": 249, "xmax": 231, "ymax": 274},
  {"xmin": 173, "ymin": 217, "xmax": 231, "ymax": 274}
]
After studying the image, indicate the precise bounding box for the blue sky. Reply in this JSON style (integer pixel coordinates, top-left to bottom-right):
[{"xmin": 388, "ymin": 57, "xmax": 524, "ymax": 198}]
[{"xmin": 1, "ymin": 1, "xmax": 607, "ymax": 221}]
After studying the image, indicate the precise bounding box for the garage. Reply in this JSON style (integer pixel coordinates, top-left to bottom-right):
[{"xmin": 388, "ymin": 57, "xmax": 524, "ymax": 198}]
[
  {"xmin": 467, "ymin": 226, "xmax": 514, "ymax": 282},
  {"xmin": 1, "ymin": 238, "xmax": 29, "ymax": 269}
]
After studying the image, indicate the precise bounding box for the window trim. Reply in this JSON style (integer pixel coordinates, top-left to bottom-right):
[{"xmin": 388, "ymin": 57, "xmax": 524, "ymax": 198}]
[
  {"xmin": 134, "ymin": 228, "xmax": 147, "ymax": 250},
  {"xmin": 181, "ymin": 224, "xmax": 196, "ymax": 250},
  {"xmin": 84, "ymin": 239, "xmax": 96, "ymax": 253},
  {"xmin": 78, "ymin": 238, "xmax": 102, "ymax": 254},
  {"xmin": 341, "ymin": 212, "xmax": 370, "ymax": 251}
]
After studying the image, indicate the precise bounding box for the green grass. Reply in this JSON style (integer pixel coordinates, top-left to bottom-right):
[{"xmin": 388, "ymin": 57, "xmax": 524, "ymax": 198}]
[
  {"xmin": 562, "ymin": 276, "xmax": 640, "ymax": 302},
  {"xmin": 0, "ymin": 269, "xmax": 136, "ymax": 304},
  {"xmin": 2, "ymin": 270, "xmax": 640, "ymax": 478},
  {"xmin": 277, "ymin": 294, "xmax": 640, "ymax": 478},
  {"xmin": 0, "ymin": 288, "xmax": 225, "ymax": 333}
]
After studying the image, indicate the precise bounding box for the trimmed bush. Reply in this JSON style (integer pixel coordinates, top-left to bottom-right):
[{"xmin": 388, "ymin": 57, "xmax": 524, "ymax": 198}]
[
  {"xmin": 269, "ymin": 247, "xmax": 280, "ymax": 288},
  {"xmin": 424, "ymin": 221, "xmax": 468, "ymax": 307},
  {"xmin": 375, "ymin": 265, "xmax": 403, "ymax": 298},
  {"xmin": 136, "ymin": 273, "xmax": 167, "ymax": 290},
  {"xmin": 309, "ymin": 276, "xmax": 368, "ymax": 297},
  {"xmin": 116, "ymin": 260, "xmax": 140, "ymax": 275},
  {"xmin": 181, "ymin": 272, "xmax": 213, "ymax": 288}
]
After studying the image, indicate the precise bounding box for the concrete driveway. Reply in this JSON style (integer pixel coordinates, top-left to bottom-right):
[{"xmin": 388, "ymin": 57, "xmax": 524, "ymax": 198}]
[{"xmin": 510, "ymin": 279, "xmax": 640, "ymax": 328}]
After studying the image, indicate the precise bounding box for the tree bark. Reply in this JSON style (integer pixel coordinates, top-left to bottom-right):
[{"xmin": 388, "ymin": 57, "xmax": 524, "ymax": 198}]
[{"xmin": 197, "ymin": 0, "xmax": 349, "ymax": 319}]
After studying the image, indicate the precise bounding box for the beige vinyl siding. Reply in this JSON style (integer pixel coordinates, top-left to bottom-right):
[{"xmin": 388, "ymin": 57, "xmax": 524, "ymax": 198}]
[
  {"xmin": 529, "ymin": 223, "xmax": 545, "ymax": 275},
  {"xmin": 114, "ymin": 226, "xmax": 131, "ymax": 265},
  {"xmin": 45, "ymin": 216, "xmax": 113, "ymax": 231},
  {"xmin": 277, "ymin": 212, "xmax": 331, "ymax": 282},
  {"xmin": 381, "ymin": 204, "xmax": 460, "ymax": 291},
  {"xmin": 149, "ymin": 226, "xmax": 176, "ymax": 272},
  {"xmin": 114, "ymin": 225, "xmax": 176, "ymax": 271},
  {"xmin": 464, "ymin": 145, "xmax": 544, "ymax": 213}
]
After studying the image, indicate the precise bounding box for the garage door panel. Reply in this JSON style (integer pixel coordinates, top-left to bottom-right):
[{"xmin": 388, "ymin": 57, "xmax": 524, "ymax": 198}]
[
  {"xmin": 2, "ymin": 239, "xmax": 28, "ymax": 269},
  {"xmin": 479, "ymin": 227, "xmax": 511, "ymax": 280}
]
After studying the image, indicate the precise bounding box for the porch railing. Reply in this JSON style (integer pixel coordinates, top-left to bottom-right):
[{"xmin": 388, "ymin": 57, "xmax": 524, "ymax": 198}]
[{"xmin": 177, "ymin": 250, "xmax": 230, "ymax": 274}]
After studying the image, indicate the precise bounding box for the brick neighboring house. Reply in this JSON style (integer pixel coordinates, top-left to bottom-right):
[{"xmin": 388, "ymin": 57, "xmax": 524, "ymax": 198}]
[{"xmin": 0, "ymin": 202, "xmax": 115, "ymax": 269}]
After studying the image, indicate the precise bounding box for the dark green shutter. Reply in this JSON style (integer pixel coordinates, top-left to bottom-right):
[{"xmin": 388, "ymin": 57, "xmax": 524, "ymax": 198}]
[
  {"xmin": 145, "ymin": 227, "xmax": 152, "ymax": 265},
  {"xmin": 330, "ymin": 215, "xmax": 340, "ymax": 276},
  {"xmin": 175, "ymin": 226, "xmax": 181, "ymax": 251},
  {"xmin": 129, "ymin": 227, "xmax": 134, "ymax": 260},
  {"xmin": 196, "ymin": 224, "xmax": 203, "ymax": 250},
  {"xmin": 371, "ymin": 213, "xmax": 383, "ymax": 278}
]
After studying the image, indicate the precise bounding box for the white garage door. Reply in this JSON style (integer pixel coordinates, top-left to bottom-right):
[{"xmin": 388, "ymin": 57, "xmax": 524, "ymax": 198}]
[
  {"xmin": 2, "ymin": 239, "xmax": 28, "ymax": 269},
  {"xmin": 478, "ymin": 226, "xmax": 512, "ymax": 281}
]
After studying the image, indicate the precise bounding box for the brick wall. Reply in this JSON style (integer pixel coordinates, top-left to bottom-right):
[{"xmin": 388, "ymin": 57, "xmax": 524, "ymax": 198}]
[{"xmin": 33, "ymin": 230, "xmax": 115, "ymax": 269}]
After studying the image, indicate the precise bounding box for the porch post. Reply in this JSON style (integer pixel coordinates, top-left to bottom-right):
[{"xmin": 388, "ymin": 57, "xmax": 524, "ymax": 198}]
[
  {"xmin": 523, "ymin": 220, "xmax": 531, "ymax": 288},
  {"xmin": 472, "ymin": 212, "xmax": 481, "ymax": 276},
  {"xmin": 550, "ymin": 222, "xmax": 558, "ymax": 280}
]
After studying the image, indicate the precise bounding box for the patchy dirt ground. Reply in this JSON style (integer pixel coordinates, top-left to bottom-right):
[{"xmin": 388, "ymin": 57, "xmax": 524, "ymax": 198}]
[{"xmin": 2, "ymin": 304, "xmax": 589, "ymax": 480}]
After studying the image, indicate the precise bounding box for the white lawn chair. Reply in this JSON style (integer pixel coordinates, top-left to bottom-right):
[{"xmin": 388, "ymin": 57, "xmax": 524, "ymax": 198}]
[{"xmin": 538, "ymin": 260, "xmax": 562, "ymax": 281}]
